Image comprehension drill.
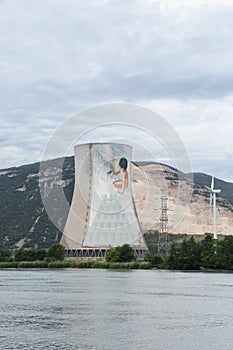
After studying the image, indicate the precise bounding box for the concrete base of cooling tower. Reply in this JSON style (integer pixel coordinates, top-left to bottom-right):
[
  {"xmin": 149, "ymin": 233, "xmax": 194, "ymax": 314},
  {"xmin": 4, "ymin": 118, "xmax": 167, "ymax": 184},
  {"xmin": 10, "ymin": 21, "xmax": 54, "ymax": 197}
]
[{"xmin": 64, "ymin": 247, "xmax": 148, "ymax": 259}]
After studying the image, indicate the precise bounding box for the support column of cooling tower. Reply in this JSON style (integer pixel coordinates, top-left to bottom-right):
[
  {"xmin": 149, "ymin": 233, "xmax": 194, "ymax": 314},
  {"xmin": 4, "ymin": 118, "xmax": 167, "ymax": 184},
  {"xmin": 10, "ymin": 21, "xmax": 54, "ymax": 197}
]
[
  {"xmin": 158, "ymin": 189, "xmax": 169, "ymax": 257},
  {"xmin": 82, "ymin": 144, "xmax": 92, "ymax": 246}
]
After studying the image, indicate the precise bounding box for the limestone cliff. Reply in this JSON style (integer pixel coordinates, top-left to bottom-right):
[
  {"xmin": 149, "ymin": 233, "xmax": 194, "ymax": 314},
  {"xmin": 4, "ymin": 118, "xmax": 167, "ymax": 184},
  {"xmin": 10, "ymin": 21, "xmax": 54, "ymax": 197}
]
[{"xmin": 131, "ymin": 162, "xmax": 233, "ymax": 235}]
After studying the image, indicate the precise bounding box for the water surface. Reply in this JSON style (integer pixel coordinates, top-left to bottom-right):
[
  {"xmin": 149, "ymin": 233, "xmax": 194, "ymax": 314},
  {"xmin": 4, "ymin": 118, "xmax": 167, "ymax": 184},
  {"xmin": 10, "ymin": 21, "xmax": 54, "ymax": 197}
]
[{"xmin": 0, "ymin": 269, "xmax": 233, "ymax": 350}]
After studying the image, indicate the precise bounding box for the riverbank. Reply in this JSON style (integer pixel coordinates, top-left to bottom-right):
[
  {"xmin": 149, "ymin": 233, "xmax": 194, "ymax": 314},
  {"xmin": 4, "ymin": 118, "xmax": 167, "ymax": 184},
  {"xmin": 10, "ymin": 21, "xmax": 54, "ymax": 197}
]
[{"xmin": 0, "ymin": 259, "xmax": 152, "ymax": 269}]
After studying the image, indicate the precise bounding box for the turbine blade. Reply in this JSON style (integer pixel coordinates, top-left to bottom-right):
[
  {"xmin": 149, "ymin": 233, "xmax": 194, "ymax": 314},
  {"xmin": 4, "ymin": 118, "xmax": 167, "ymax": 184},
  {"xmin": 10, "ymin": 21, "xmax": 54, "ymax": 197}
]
[
  {"xmin": 209, "ymin": 193, "xmax": 213, "ymax": 215},
  {"xmin": 211, "ymin": 176, "xmax": 214, "ymax": 190}
]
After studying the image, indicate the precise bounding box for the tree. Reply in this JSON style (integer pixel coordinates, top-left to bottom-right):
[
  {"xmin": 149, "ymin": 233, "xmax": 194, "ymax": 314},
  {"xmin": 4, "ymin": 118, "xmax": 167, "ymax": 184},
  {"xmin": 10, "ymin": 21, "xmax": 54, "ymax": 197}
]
[
  {"xmin": 14, "ymin": 248, "xmax": 47, "ymax": 261},
  {"xmin": 179, "ymin": 236, "xmax": 201, "ymax": 270},
  {"xmin": 119, "ymin": 244, "xmax": 135, "ymax": 262},
  {"xmin": 144, "ymin": 253, "xmax": 164, "ymax": 267},
  {"xmin": 200, "ymin": 233, "xmax": 217, "ymax": 268},
  {"xmin": 46, "ymin": 243, "xmax": 65, "ymax": 260},
  {"xmin": 165, "ymin": 242, "xmax": 180, "ymax": 269},
  {"xmin": 14, "ymin": 248, "xmax": 28, "ymax": 261},
  {"xmin": 34, "ymin": 249, "xmax": 47, "ymax": 261},
  {"xmin": 217, "ymin": 236, "xmax": 233, "ymax": 270},
  {"xmin": 0, "ymin": 249, "xmax": 11, "ymax": 262},
  {"xmin": 106, "ymin": 247, "xmax": 121, "ymax": 262},
  {"xmin": 106, "ymin": 244, "xmax": 135, "ymax": 262},
  {"xmin": 166, "ymin": 237, "xmax": 201, "ymax": 270}
]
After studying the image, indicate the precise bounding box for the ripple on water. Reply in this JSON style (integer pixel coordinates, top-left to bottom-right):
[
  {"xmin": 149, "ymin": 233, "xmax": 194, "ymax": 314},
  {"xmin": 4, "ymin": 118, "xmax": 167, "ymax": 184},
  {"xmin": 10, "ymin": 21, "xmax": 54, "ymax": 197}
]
[{"xmin": 1, "ymin": 269, "xmax": 233, "ymax": 350}]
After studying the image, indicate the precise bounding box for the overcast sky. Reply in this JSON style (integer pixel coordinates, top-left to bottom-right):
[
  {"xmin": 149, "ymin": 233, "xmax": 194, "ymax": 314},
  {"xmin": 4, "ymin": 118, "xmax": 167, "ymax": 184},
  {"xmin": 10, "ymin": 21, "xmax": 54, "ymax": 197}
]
[{"xmin": 1, "ymin": 0, "xmax": 233, "ymax": 181}]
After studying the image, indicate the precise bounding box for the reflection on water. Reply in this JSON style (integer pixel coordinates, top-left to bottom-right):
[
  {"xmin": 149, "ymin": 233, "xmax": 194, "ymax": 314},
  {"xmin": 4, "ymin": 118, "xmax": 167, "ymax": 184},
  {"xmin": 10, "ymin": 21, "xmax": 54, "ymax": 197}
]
[{"xmin": 0, "ymin": 269, "xmax": 233, "ymax": 350}]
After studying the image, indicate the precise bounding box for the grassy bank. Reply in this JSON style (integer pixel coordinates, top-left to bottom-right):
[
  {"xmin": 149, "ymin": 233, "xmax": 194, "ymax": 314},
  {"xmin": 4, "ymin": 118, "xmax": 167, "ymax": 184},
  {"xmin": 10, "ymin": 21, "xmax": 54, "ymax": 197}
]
[{"xmin": 0, "ymin": 260, "xmax": 152, "ymax": 270}]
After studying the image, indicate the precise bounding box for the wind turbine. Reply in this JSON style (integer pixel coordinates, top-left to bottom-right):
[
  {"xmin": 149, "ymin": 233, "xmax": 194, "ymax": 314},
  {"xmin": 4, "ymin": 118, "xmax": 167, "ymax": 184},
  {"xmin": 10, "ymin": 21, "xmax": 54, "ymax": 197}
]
[{"xmin": 205, "ymin": 176, "xmax": 221, "ymax": 239}]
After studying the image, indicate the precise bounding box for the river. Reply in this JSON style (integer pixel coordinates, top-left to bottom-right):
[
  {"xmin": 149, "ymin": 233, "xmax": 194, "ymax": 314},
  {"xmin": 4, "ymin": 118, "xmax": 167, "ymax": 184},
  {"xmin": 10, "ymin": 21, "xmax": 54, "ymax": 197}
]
[{"xmin": 0, "ymin": 269, "xmax": 233, "ymax": 350}]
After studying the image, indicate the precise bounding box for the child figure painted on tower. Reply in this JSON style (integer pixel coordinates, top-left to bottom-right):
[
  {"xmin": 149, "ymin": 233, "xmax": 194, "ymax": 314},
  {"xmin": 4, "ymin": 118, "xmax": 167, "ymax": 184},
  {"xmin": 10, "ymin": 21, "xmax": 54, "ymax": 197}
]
[{"xmin": 108, "ymin": 157, "xmax": 129, "ymax": 195}]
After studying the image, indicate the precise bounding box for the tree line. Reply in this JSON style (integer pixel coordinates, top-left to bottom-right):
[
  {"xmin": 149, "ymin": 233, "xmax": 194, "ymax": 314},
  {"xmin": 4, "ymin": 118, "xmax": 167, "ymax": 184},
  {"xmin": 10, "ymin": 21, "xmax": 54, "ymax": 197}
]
[
  {"xmin": 147, "ymin": 233, "xmax": 233, "ymax": 270},
  {"xmin": 0, "ymin": 243, "xmax": 65, "ymax": 262},
  {"xmin": 1, "ymin": 234, "xmax": 233, "ymax": 271},
  {"xmin": 106, "ymin": 234, "xmax": 233, "ymax": 270}
]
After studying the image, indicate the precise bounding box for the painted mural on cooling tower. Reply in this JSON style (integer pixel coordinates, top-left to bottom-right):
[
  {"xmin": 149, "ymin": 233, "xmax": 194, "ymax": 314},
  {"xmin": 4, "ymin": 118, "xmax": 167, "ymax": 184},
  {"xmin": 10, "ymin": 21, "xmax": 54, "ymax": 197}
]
[{"xmin": 82, "ymin": 143, "xmax": 142, "ymax": 247}]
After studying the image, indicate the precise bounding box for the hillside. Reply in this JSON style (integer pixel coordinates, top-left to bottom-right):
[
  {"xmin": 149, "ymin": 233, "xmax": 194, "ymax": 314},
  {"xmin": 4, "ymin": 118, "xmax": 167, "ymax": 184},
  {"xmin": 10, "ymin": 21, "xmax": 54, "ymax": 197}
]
[
  {"xmin": 0, "ymin": 157, "xmax": 233, "ymax": 249},
  {"xmin": 0, "ymin": 157, "xmax": 74, "ymax": 249},
  {"xmin": 132, "ymin": 163, "xmax": 233, "ymax": 235}
]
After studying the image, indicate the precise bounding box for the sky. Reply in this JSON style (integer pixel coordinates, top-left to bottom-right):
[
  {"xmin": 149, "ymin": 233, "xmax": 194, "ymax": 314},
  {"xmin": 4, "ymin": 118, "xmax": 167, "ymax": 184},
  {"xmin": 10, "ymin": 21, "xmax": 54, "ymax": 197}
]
[{"xmin": 1, "ymin": 0, "xmax": 233, "ymax": 181}]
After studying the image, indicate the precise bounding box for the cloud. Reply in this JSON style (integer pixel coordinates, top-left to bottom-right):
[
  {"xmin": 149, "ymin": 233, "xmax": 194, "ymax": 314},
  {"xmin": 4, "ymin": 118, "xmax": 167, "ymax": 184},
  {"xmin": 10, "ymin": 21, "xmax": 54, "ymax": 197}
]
[
  {"xmin": 147, "ymin": 95, "xmax": 233, "ymax": 180},
  {"xmin": 0, "ymin": 0, "xmax": 233, "ymax": 181},
  {"xmin": 1, "ymin": 0, "xmax": 233, "ymax": 105}
]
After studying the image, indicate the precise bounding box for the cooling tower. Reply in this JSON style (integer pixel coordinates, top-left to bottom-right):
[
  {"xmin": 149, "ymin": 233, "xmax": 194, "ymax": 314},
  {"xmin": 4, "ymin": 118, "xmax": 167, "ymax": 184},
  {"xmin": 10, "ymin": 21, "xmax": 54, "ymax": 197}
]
[{"xmin": 60, "ymin": 143, "xmax": 148, "ymax": 258}]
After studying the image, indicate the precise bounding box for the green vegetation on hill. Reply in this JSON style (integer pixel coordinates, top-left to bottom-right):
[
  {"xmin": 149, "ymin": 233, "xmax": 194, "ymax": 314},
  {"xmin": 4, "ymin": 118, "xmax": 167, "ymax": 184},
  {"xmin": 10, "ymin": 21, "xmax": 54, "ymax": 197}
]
[
  {"xmin": 192, "ymin": 172, "xmax": 233, "ymax": 207},
  {"xmin": 0, "ymin": 157, "xmax": 75, "ymax": 249},
  {"xmin": 144, "ymin": 231, "xmax": 189, "ymax": 254}
]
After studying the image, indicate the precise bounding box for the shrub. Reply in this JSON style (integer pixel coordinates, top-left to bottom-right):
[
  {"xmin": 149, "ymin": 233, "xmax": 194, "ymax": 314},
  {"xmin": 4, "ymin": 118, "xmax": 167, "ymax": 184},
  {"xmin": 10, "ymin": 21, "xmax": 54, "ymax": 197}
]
[
  {"xmin": 106, "ymin": 247, "xmax": 121, "ymax": 262},
  {"xmin": 144, "ymin": 253, "xmax": 164, "ymax": 267},
  {"xmin": 119, "ymin": 244, "xmax": 135, "ymax": 262},
  {"xmin": 106, "ymin": 244, "xmax": 135, "ymax": 262},
  {"xmin": 0, "ymin": 262, "xmax": 18, "ymax": 268},
  {"xmin": 46, "ymin": 243, "xmax": 65, "ymax": 260},
  {"xmin": 32, "ymin": 261, "xmax": 48, "ymax": 268},
  {"xmin": 129, "ymin": 261, "xmax": 140, "ymax": 269},
  {"xmin": 18, "ymin": 261, "xmax": 35, "ymax": 268},
  {"xmin": 0, "ymin": 249, "xmax": 12, "ymax": 262},
  {"xmin": 92, "ymin": 261, "xmax": 109, "ymax": 269},
  {"xmin": 33, "ymin": 249, "xmax": 47, "ymax": 261},
  {"xmin": 47, "ymin": 260, "xmax": 78, "ymax": 268},
  {"xmin": 14, "ymin": 248, "xmax": 29, "ymax": 261},
  {"xmin": 139, "ymin": 262, "xmax": 152, "ymax": 269},
  {"xmin": 75, "ymin": 260, "xmax": 89, "ymax": 268},
  {"xmin": 14, "ymin": 248, "xmax": 47, "ymax": 261}
]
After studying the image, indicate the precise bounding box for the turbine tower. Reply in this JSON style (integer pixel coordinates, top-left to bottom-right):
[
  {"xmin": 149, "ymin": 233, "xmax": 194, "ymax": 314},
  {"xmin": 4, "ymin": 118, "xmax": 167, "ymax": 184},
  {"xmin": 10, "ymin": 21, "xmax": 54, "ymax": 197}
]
[{"xmin": 205, "ymin": 176, "xmax": 221, "ymax": 239}]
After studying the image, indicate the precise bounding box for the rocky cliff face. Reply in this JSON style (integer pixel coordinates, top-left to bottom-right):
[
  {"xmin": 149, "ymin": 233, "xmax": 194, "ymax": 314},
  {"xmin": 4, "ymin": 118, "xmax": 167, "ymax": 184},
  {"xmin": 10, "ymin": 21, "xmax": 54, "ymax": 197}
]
[{"xmin": 131, "ymin": 162, "xmax": 233, "ymax": 235}]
